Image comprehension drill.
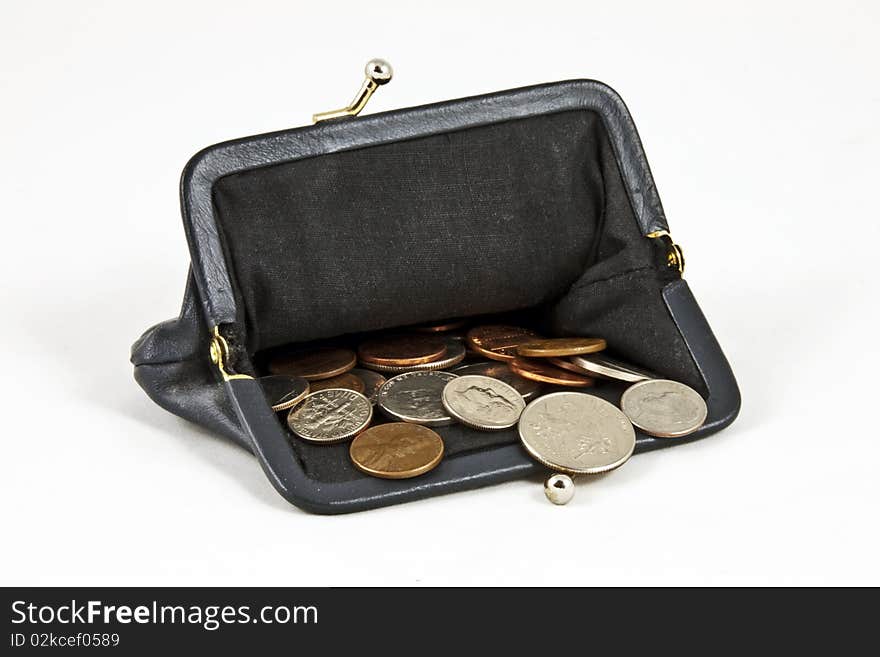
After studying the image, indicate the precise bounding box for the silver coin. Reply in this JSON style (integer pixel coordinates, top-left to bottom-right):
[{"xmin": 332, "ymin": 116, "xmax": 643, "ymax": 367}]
[
  {"xmin": 441, "ymin": 375, "xmax": 526, "ymax": 431},
  {"xmin": 259, "ymin": 375, "xmax": 310, "ymax": 412},
  {"xmin": 287, "ymin": 388, "xmax": 373, "ymax": 443},
  {"xmin": 377, "ymin": 370, "xmax": 458, "ymax": 426},
  {"xmin": 620, "ymin": 379, "xmax": 707, "ymax": 438},
  {"xmin": 350, "ymin": 368, "xmax": 386, "ymax": 404},
  {"xmin": 452, "ymin": 360, "xmax": 542, "ymax": 399},
  {"xmin": 568, "ymin": 354, "xmax": 654, "ymax": 383},
  {"xmin": 518, "ymin": 391, "xmax": 636, "ymax": 475},
  {"xmin": 360, "ymin": 340, "xmax": 466, "ymax": 374}
]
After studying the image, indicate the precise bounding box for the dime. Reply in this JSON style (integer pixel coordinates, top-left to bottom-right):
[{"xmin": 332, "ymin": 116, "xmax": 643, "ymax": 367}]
[
  {"xmin": 307, "ymin": 371, "xmax": 365, "ymax": 394},
  {"xmin": 620, "ymin": 379, "xmax": 707, "ymax": 438},
  {"xmin": 258, "ymin": 375, "xmax": 310, "ymax": 412},
  {"xmin": 441, "ymin": 375, "xmax": 526, "ymax": 430},
  {"xmin": 466, "ymin": 325, "xmax": 541, "ymax": 362},
  {"xmin": 452, "ymin": 361, "xmax": 542, "ymax": 399},
  {"xmin": 516, "ymin": 337, "xmax": 606, "ymax": 358},
  {"xmin": 287, "ymin": 389, "xmax": 372, "ymax": 443},
  {"xmin": 350, "ymin": 368, "xmax": 386, "ymax": 404},
  {"xmin": 268, "ymin": 347, "xmax": 356, "ymax": 381},
  {"xmin": 568, "ymin": 354, "xmax": 654, "ymax": 383},
  {"xmin": 508, "ymin": 357, "xmax": 595, "ymax": 387},
  {"xmin": 349, "ymin": 423, "xmax": 445, "ymax": 479},
  {"xmin": 377, "ymin": 370, "xmax": 458, "ymax": 426},
  {"xmin": 413, "ymin": 318, "xmax": 467, "ymax": 333},
  {"xmin": 358, "ymin": 334, "xmax": 447, "ymax": 367},
  {"xmin": 518, "ymin": 391, "xmax": 636, "ymax": 474},
  {"xmin": 359, "ymin": 340, "xmax": 466, "ymax": 374}
]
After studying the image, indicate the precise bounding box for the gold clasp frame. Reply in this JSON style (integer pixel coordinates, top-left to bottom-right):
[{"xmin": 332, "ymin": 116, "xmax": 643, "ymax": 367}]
[
  {"xmin": 646, "ymin": 230, "xmax": 686, "ymax": 275},
  {"xmin": 209, "ymin": 326, "xmax": 252, "ymax": 381},
  {"xmin": 312, "ymin": 59, "xmax": 393, "ymax": 123}
]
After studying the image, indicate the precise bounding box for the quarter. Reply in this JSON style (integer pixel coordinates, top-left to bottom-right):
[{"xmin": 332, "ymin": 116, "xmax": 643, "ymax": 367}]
[
  {"xmin": 358, "ymin": 334, "xmax": 447, "ymax": 367},
  {"xmin": 452, "ymin": 361, "xmax": 542, "ymax": 399},
  {"xmin": 516, "ymin": 337, "xmax": 606, "ymax": 357},
  {"xmin": 518, "ymin": 391, "xmax": 636, "ymax": 474},
  {"xmin": 377, "ymin": 370, "xmax": 458, "ymax": 426},
  {"xmin": 568, "ymin": 354, "xmax": 654, "ymax": 383},
  {"xmin": 258, "ymin": 375, "xmax": 310, "ymax": 412},
  {"xmin": 441, "ymin": 375, "xmax": 526, "ymax": 430},
  {"xmin": 466, "ymin": 325, "xmax": 540, "ymax": 361},
  {"xmin": 349, "ymin": 423, "xmax": 445, "ymax": 479},
  {"xmin": 620, "ymin": 379, "xmax": 707, "ymax": 437},
  {"xmin": 508, "ymin": 357, "xmax": 595, "ymax": 387},
  {"xmin": 287, "ymin": 389, "xmax": 373, "ymax": 443},
  {"xmin": 268, "ymin": 347, "xmax": 357, "ymax": 381}
]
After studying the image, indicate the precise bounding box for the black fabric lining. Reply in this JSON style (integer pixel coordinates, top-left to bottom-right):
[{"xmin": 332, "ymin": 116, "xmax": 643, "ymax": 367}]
[{"xmin": 211, "ymin": 109, "xmax": 705, "ymax": 484}]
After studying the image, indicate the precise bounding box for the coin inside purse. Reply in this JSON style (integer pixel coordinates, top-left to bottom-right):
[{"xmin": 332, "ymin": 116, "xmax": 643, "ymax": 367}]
[{"xmin": 209, "ymin": 109, "xmax": 710, "ymax": 484}]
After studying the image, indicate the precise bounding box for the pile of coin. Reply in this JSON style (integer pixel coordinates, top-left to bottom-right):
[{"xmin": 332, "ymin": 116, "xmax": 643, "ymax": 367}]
[{"xmin": 260, "ymin": 320, "xmax": 708, "ymax": 503}]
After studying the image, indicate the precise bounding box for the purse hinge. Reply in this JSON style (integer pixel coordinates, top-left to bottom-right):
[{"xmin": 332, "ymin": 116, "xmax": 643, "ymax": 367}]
[
  {"xmin": 646, "ymin": 230, "xmax": 685, "ymax": 275},
  {"xmin": 209, "ymin": 326, "xmax": 253, "ymax": 381}
]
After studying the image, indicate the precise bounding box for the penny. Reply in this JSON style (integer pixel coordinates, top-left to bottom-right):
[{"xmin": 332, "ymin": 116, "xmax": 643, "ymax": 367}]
[
  {"xmin": 349, "ymin": 423, "xmax": 445, "ymax": 479},
  {"xmin": 452, "ymin": 361, "xmax": 542, "ymax": 399},
  {"xmin": 258, "ymin": 375, "xmax": 310, "ymax": 412},
  {"xmin": 287, "ymin": 389, "xmax": 372, "ymax": 443},
  {"xmin": 359, "ymin": 340, "xmax": 465, "ymax": 374},
  {"xmin": 268, "ymin": 347, "xmax": 356, "ymax": 381},
  {"xmin": 547, "ymin": 357, "xmax": 597, "ymax": 376},
  {"xmin": 377, "ymin": 370, "xmax": 458, "ymax": 426},
  {"xmin": 568, "ymin": 354, "xmax": 654, "ymax": 383},
  {"xmin": 466, "ymin": 325, "xmax": 541, "ymax": 361},
  {"xmin": 350, "ymin": 368, "xmax": 386, "ymax": 404},
  {"xmin": 508, "ymin": 357, "xmax": 595, "ymax": 387},
  {"xmin": 358, "ymin": 334, "xmax": 447, "ymax": 367},
  {"xmin": 620, "ymin": 379, "xmax": 707, "ymax": 438},
  {"xmin": 441, "ymin": 375, "xmax": 526, "ymax": 430},
  {"xmin": 413, "ymin": 318, "xmax": 467, "ymax": 333},
  {"xmin": 518, "ymin": 391, "xmax": 636, "ymax": 474},
  {"xmin": 517, "ymin": 337, "xmax": 607, "ymax": 358},
  {"xmin": 307, "ymin": 371, "xmax": 365, "ymax": 394}
]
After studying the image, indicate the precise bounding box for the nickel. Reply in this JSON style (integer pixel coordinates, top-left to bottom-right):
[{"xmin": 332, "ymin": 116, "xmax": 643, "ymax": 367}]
[
  {"xmin": 441, "ymin": 375, "xmax": 526, "ymax": 430},
  {"xmin": 452, "ymin": 361, "xmax": 542, "ymax": 399},
  {"xmin": 377, "ymin": 370, "xmax": 458, "ymax": 426}
]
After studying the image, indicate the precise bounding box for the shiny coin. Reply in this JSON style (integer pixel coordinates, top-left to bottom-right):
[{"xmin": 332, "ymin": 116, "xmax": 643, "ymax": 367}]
[
  {"xmin": 441, "ymin": 375, "xmax": 526, "ymax": 430},
  {"xmin": 620, "ymin": 379, "xmax": 707, "ymax": 437},
  {"xmin": 517, "ymin": 337, "xmax": 606, "ymax": 358},
  {"xmin": 544, "ymin": 473, "xmax": 575, "ymax": 505},
  {"xmin": 258, "ymin": 375, "xmax": 310, "ymax": 412},
  {"xmin": 350, "ymin": 368, "xmax": 386, "ymax": 404},
  {"xmin": 452, "ymin": 361, "xmax": 543, "ymax": 399},
  {"xmin": 268, "ymin": 347, "xmax": 356, "ymax": 381},
  {"xmin": 308, "ymin": 371, "xmax": 365, "ymax": 395},
  {"xmin": 466, "ymin": 325, "xmax": 541, "ymax": 362},
  {"xmin": 359, "ymin": 340, "xmax": 466, "ymax": 374},
  {"xmin": 377, "ymin": 370, "xmax": 458, "ymax": 426},
  {"xmin": 349, "ymin": 423, "xmax": 445, "ymax": 479},
  {"xmin": 287, "ymin": 389, "xmax": 372, "ymax": 443},
  {"xmin": 509, "ymin": 357, "xmax": 595, "ymax": 387},
  {"xmin": 413, "ymin": 318, "xmax": 467, "ymax": 333},
  {"xmin": 568, "ymin": 354, "xmax": 654, "ymax": 383},
  {"xmin": 518, "ymin": 391, "xmax": 636, "ymax": 474},
  {"xmin": 358, "ymin": 334, "xmax": 447, "ymax": 367}
]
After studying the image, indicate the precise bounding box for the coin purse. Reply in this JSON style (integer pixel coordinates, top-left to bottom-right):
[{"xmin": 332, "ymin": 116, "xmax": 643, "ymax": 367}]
[{"xmin": 132, "ymin": 73, "xmax": 740, "ymax": 513}]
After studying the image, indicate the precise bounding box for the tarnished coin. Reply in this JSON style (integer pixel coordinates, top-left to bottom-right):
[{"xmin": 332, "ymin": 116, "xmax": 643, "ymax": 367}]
[
  {"xmin": 349, "ymin": 423, "xmax": 445, "ymax": 479},
  {"xmin": 377, "ymin": 370, "xmax": 458, "ymax": 426},
  {"xmin": 517, "ymin": 337, "xmax": 607, "ymax": 358},
  {"xmin": 258, "ymin": 375, "xmax": 310, "ymax": 412},
  {"xmin": 350, "ymin": 368, "xmax": 386, "ymax": 404},
  {"xmin": 358, "ymin": 334, "xmax": 447, "ymax": 367},
  {"xmin": 568, "ymin": 354, "xmax": 654, "ymax": 383},
  {"xmin": 620, "ymin": 379, "xmax": 707, "ymax": 437},
  {"xmin": 518, "ymin": 392, "xmax": 636, "ymax": 474},
  {"xmin": 359, "ymin": 340, "xmax": 466, "ymax": 374},
  {"xmin": 287, "ymin": 389, "xmax": 373, "ymax": 443},
  {"xmin": 413, "ymin": 318, "xmax": 467, "ymax": 333},
  {"xmin": 509, "ymin": 357, "xmax": 595, "ymax": 387},
  {"xmin": 441, "ymin": 375, "xmax": 526, "ymax": 430},
  {"xmin": 308, "ymin": 371, "xmax": 365, "ymax": 394},
  {"xmin": 466, "ymin": 325, "xmax": 541, "ymax": 362},
  {"xmin": 452, "ymin": 361, "xmax": 542, "ymax": 399},
  {"xmin": 268, "ymin": 347, "xmax": 356, "ymax": 381}
]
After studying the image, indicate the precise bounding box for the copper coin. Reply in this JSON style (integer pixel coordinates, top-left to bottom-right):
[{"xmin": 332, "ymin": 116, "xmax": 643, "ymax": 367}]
[
  {"xmin": 358, "ymin": 334, "xmax": 447, "ymax": 367},
  {"xmin": 307, "ymin": 371, "xmax": 365, "ymax": 394},
  {"xmin": 508, "ymin": 357, "xmax": 595, "ymax": 387},
  {"xmin": 413, "ymin": 318, "xmax": 468, "ymax": 333},
  {"xmin": 349, "ymin": 423, "xmax": 444, "ymax": 479},
  {"xmin": 517, "ymin": 337, "xmax": 607, "ymax": 358},
  {"xmin": 350, "ymin": 368, "xmax": 387, "ymax": 404},
  {"xmin": 258, "ymin": 375, "xmax": 310, "ymax": 412},
  {"xmin": 547, "ymin": 357, "xmax": 595, "ymax": 376},
  {"xmin": 466, "ymin": 325, "xmax": 541, "ymax": 362},
  {"xmin": 268, "ymin": 347, "xmax": 357, "ymax": 381}
]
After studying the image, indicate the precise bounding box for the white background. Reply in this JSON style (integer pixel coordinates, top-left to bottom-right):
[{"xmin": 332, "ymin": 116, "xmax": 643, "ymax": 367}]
[{"xmin": 1, "ymin": 0, "xmax": 878, "ymax": 586}]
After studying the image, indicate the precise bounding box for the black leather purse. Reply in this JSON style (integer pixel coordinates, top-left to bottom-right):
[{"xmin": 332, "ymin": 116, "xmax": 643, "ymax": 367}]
[{"xmin": 132, "ymin": 64, "xmax": 740, "ymax": 513}]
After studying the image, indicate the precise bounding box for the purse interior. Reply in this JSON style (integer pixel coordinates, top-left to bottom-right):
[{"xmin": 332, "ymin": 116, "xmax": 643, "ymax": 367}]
[{"xmin": 210, "ymin": 109, "xmax": 704, "ymax": 483}]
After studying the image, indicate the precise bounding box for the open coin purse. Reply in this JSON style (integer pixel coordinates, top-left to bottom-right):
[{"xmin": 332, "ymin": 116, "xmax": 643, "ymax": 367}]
[{"xmin": 132, "ymin": 71, "xmax": 740, "ymax": 513}]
